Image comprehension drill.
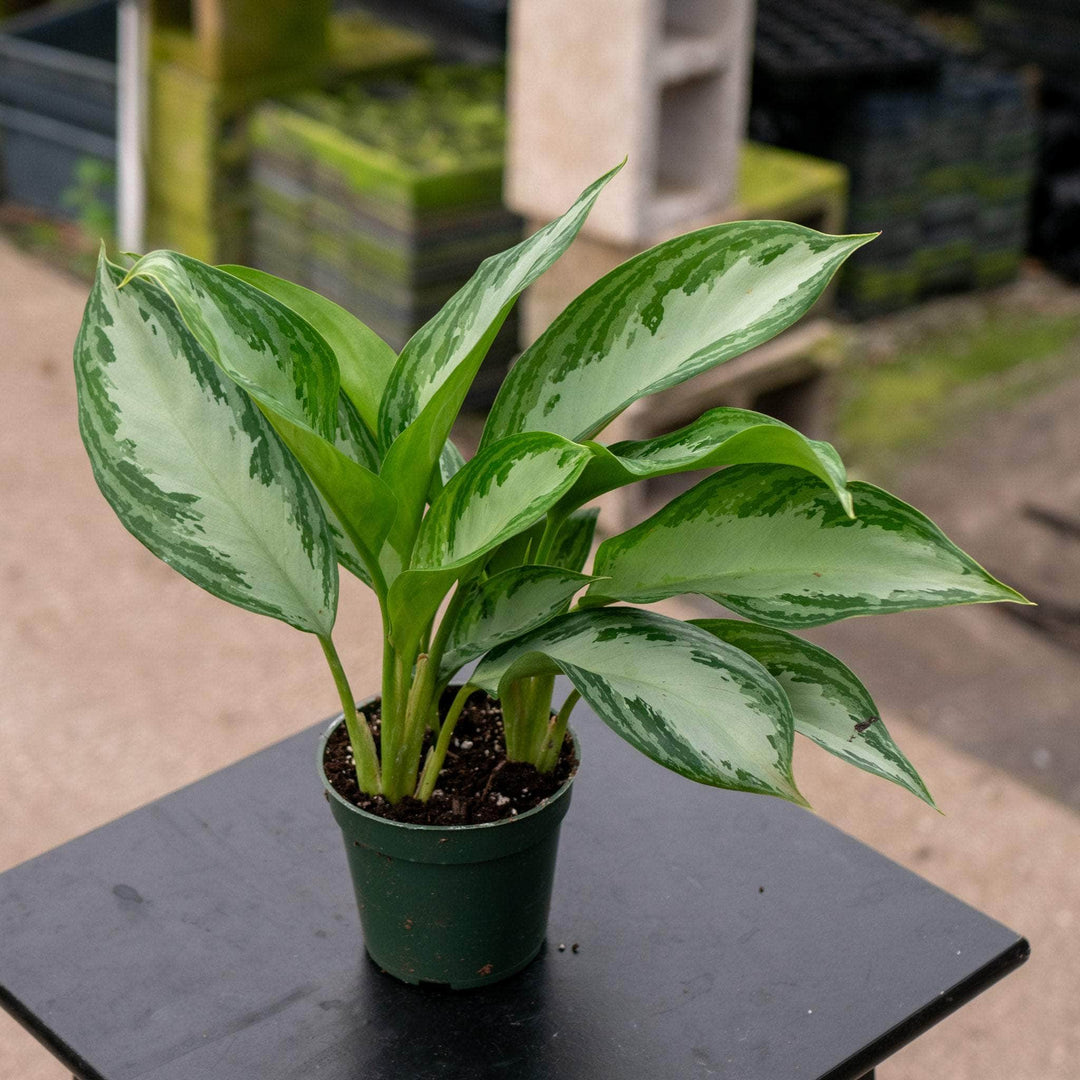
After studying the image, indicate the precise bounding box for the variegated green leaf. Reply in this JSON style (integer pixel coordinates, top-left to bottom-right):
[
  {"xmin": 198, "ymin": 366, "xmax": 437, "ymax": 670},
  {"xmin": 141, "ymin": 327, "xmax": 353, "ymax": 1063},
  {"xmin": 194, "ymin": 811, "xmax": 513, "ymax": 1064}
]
[
  {"xmin": 483, "ymin": 520, "xmax": 545, "ymax": 576},
  {"xmin": 219, "ymin": 263, "xmax": 396, "ymax": 440},
  {"xmin": 482, "ymin": 507, "xmax": 599, "ymax": 577},
  {"xmin": 411, "ymin": 434, "xmax": 592, "ymax": 573},
  {"xmin": 327, "ymin": 521, "xmax": 371, "ymax": 586},
  {"xmin": 124, "ymin": 252, "xmax": 396, "ymax": 585},
  {"xmin": 266, "ymin": 409, "xmax": 397, "ymax": 592},
  {"xmin": 482, "ymin": 223, "xmax": 874, "ymax": 446},
  {"xmin": 387, "ymin": 434, "xmax": 593, "ymax": 646},
  {"xmin": 471, "ymin": 608, "xmax": 805, "ymax": 803},
  {"xmin": 692, "ymin": 620, "xmax": 934, "ymax": 806},
  {"xmin": 565, "ymin": 408, "xmax": 852, "ymax": 516},
  {"xmin": 547, "ymin": 507, "xmax": 600, "ymax": 572},
  {"xmin": 387, "ymin": 568, "xmax": 460, "ymax": 656},
  {"xmin": 585, "ymin": 465, "xmax": 1028, "ymax": 627},
  {"xmin": 333, "ymin": 391, "xmax": 379, "ymax": 471},
  {"xmin": 376, "ymin": 164, "xmax": 622, "ymax": 554},
  {"xmin": 124, "ymin": 251, "xmax": 339, "ymax": 440},
  {"xmin": 439, "ymin": 438, "xmax": 467, "ymax": 484},
  {"xmin": 438, "ymin": 565, "xmax": 593, "ymax": 683},
  {"xmin": 378, "ymin": 163, "xmax": 623, "ymax": 449},
  {"xmin": 322, "ymin": 394, "xmax": 381, "ymax": 584},
  {"xmin": 426, "ymin": 437, "xmax": 469, "ymax": 505},
  {"xmin": 74, "ymin": 253, "xmax": 337, "ymax": 635}
]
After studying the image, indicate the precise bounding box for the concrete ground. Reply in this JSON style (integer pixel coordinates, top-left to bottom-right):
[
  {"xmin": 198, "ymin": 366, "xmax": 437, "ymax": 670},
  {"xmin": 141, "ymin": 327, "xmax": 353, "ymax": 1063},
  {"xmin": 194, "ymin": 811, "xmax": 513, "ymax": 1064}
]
[
  {"xmin": 2, "ymin": 237, "xmax": 1078, "ymax": 1078},
  {"xmin": 807, "ymin": 292, "xmax": 1080, "ymax": 815}
]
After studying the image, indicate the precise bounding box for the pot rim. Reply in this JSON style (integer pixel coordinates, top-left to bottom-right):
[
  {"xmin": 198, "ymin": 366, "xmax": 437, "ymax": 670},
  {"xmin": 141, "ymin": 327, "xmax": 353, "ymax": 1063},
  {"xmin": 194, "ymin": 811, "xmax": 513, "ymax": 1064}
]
[{"xmin": 317, "ymin": 699, "xmax": 579, "ymax": 835}]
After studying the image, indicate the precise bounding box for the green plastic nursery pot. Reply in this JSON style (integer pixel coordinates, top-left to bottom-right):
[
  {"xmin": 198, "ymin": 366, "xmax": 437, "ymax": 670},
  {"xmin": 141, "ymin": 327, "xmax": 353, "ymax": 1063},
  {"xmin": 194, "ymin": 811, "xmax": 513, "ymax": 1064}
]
[{"xmin": 318, "ymin": 709, "xmax": 577, "ymax": 990}]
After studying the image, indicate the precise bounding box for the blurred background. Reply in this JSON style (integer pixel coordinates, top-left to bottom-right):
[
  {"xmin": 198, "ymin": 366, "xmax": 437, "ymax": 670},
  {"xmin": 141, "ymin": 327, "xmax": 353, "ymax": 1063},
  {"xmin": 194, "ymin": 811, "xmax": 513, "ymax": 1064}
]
[{"xmin": 2, "ymin": 0, "xmax": 1080, "ymax": 1076}]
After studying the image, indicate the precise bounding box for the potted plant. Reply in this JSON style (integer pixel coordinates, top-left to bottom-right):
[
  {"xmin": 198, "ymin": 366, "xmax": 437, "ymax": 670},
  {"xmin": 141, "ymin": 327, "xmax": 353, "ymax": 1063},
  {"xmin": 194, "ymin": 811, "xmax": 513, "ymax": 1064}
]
[{"xmin": 73, "ymin": 165, "xmax": 1025, "ymax": 988}]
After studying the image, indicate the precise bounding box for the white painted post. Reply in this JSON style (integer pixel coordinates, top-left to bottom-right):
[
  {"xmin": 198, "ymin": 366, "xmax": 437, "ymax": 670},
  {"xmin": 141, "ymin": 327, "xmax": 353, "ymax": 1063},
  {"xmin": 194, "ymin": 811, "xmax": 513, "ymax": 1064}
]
[{"xmin": 116, "ymin": 0, "xmax": 148, "ymax": 253}]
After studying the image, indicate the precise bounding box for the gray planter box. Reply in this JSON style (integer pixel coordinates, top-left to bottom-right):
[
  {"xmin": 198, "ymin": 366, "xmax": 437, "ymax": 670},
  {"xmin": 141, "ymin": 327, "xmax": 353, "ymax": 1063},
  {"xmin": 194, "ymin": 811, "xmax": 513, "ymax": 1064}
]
[{"xmin": 0, "ymin": 0, "xmax": 116, "ymax": 216}]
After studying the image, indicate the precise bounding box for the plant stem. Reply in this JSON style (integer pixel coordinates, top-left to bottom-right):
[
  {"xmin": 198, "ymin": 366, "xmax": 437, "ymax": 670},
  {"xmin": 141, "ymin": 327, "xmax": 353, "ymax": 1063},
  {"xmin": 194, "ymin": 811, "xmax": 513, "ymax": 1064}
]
[
  {"xmin": 500, "ymin": 678, "xmax": 527, "ymax": 759},
  {"xmin": 524, "ymin": 673, "xmax": 557, "ymax": 761},
  {"xmin": 378, "ymin": 631, "xmax": 399, "ymax": 797},
  {"xmin": 398, "ymin": 651, "xmax": 435, "ymax": 794},
  {"xmin": 537, "ymin": 689, "xmax": 579, "ymax": 773},
  {"xmin": 415, "ymin": 683, "xmax": 476, "ymax": 801},
  {"xmin": 319, "ymin": 634, "xmax": 380, "ymax": 794},
  {"xmin": 381, "ymin": 644, "xmax": 417, "ymax": 803}
]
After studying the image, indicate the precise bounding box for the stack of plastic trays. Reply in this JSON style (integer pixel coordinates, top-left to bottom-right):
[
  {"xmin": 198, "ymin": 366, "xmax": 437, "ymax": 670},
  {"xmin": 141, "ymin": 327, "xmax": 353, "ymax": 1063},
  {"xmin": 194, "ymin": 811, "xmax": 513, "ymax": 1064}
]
[
  {"xmin": 975, "ymin": 2, "xmax": 1080, "ymax": 280},
  {"xmin": 916, "ymin": 64, "xmax": 981, "ymax": 297},
  {"xmin": 978, "ymin": 0, "xmax": 1080, "ymax": 82},
  {"xmin": 837, "ymin": 92, "xmax": 929, "ymax": 316},
  {"xmin": 1031, "ymin": 78, "xmax": 1080, "ymax": 282},
  {"xmin": 751, "ymin": 0, "xmax": 945, "ymax": 316},
  {"xmin": 249, "ymin": 64, "xmax": 521, "ymax": 400},
  {"xmin": 973, "ymin": 66, "xmax": 1036, "ymax": 287},
  {"xmin": 753, "ymin": 0, "xmax": 942, "ymax": 110}
]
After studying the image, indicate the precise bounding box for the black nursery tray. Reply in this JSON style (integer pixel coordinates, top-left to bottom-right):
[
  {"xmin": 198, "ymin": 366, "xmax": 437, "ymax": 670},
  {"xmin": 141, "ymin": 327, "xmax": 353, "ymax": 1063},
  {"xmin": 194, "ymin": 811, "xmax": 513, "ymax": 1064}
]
[
  {"xmin": 754, "ymin": 0, "xmax": 944, "ymax": 102},
  {"xmin": 0, "ymin": 700, "xmax": 1028, "ymax": 1080}
]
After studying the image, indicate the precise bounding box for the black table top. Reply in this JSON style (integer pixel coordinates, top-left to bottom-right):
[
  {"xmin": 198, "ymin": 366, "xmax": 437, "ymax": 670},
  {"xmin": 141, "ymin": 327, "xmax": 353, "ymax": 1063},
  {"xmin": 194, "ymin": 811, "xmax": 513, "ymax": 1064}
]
[{"xmin": 0, "ymin": 701, "xmax": 1028, "ymax": 1080}]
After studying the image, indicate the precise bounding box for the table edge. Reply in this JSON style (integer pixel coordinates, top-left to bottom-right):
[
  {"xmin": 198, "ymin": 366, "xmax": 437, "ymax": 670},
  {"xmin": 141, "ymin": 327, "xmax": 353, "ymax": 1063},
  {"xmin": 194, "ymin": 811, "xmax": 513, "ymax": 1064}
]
[
  {"xmin": 821, "ymin": 935, "xmax": 1031, "ymax": 1080},
  {"xmin": 1, "ymin": 982, "xmax": 107, "ymax": 1080}
]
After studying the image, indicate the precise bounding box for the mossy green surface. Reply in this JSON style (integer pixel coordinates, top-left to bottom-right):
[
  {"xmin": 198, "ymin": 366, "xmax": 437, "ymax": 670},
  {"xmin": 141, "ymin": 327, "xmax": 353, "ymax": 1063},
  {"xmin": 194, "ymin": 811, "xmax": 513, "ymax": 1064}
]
[
  {"xmin": 735, "ymin": 142, "xmax": 848, "ymax": 231},
  {"xmin": 976, "ymin": 173, "xmax": 1033, "ymax": 202},
  {"xmin": 149, "ymin": 61, "xmax": 249, "ymax": 218},
  {"xmin": 151, "ymin": 0, "xmax": 329, "ymax": 85},
  {"xmin": 975, "ymin": 250, "xmax": 1025, "ymax": 287},
  {"xmin": 921, "ymin": 163, "xmax": 979, "ymax": 197},
  {"xmin": 835, "ymin": 306, "xmax": 1080, "ymax": 473},
  {"xmin": 252, "ymin": 65, "xmax": 507, "ymax": 212},
  {"xmin": 330, "ymin": 10, "xmax": 432, "ymax": 76},
  {"xmin": 147, "ymin": 7, "xmax": 428, "ymax": 263},
  {"xmin": 246, "ymin": 60, "xmax": 520, "ymax": 363},
  {"xmin": 841, "ymin": 264, "xmax": 920, "ymax": 309},
  {"xmin": 915, "ymin": 241, "xmax": 975, "ymax": 280}
]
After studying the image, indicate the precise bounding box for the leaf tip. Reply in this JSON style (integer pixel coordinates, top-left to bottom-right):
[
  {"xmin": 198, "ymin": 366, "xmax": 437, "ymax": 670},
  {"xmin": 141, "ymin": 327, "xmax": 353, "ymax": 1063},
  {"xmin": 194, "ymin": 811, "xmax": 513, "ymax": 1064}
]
[
  {"xmin": 787, "ymin": 783, "xmax": 813, "ymax": 811},
  {"xmin": 988, "ymin": 579, "xmax": 1035, "ymax": 607},
  {"xmin": 906, "ymin": 773, "xmax": 939, "ymax": 811}
]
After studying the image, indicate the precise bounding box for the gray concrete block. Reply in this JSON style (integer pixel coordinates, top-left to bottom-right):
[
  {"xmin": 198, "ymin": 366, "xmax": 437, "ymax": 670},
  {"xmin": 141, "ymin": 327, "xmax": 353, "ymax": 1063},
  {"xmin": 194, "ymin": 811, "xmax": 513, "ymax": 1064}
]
[{"xmin": 507, "ymin": 0, "xmax": 756, "ymax": 244}]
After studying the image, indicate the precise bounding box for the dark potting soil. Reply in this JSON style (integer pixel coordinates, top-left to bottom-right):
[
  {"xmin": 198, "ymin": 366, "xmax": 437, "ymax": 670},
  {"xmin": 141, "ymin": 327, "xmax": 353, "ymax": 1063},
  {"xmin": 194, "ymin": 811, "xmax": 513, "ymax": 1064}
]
[{"xmin": 323, "ymin": 690, "xmax": 577, "ymax": 826}]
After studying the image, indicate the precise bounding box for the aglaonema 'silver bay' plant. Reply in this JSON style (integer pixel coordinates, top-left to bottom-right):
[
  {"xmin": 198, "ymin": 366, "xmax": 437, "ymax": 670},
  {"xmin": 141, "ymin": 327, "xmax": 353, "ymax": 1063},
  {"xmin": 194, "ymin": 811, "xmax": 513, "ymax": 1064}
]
[{"xmin": 74, "ymin": 164, "xmax": 1027, "ymax": 813}]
